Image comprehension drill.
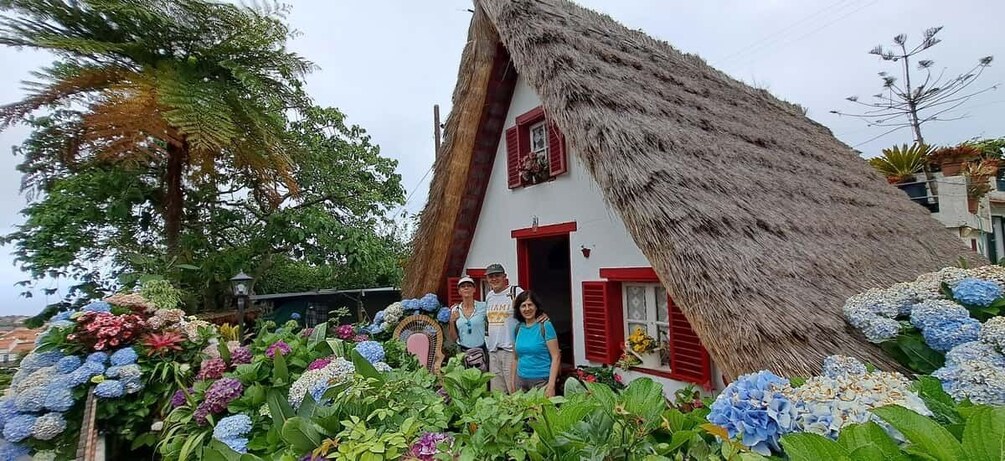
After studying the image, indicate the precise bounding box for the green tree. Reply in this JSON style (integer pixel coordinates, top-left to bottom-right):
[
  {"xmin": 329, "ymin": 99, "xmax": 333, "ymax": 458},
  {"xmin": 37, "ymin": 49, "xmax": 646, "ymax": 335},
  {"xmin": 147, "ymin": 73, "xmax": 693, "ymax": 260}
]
[
  {"xmin": 0, "ymin": 0, "xmax": 314, "ymax": 254},
  {"xmin": 4, "ymin": 106, "xmax": 406, "ymax": 311}
]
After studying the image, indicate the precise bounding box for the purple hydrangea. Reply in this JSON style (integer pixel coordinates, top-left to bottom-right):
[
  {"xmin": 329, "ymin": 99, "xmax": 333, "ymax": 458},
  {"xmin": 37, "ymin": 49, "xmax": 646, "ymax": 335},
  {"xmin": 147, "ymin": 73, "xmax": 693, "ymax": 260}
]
[
  {"xmin": 110, "ymin": 347, "xmax": 139, "ymax": 366},
  {"xmin": 409, "ymin": 432, "xmax": 453, "ymax": 460},
  {"xmin": 197, "ymin": 358, "xmax": 227, "ymax": 380},
  {"xmin": 230, "ymin": 346, "xmax": 252, "ymax": 365},
  {"xmin": 307, "ymin": 356, "xmax": 333, "ymax": 371},
  {"xmin": 195, "ymin": 378, "xmax": 244, "ymax": 425},
  {"xmin": 94, "ymin": 380, "xmax": 125, "ymax": 399},
  {"xmin": 170, "ymin": 389, "xmax": 190, "ymax": 408},
  {"xmin": 265, "ymin": 341, "xmax": 291, "ymax": 359},
  {"xmin": 952, "ymin": 278, "xmax": 1003, "ymax": 307},
  {"xmin": 336, "ymin": 324, "xmax": 355, "ymax": 340}
]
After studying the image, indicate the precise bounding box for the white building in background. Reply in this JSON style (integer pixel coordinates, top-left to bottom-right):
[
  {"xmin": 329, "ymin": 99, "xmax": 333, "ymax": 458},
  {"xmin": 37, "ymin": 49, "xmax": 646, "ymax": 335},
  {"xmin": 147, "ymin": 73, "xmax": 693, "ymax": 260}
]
[{"xmin": 905, "ymin": 171, "xmax": 1004, "ymax": 262}]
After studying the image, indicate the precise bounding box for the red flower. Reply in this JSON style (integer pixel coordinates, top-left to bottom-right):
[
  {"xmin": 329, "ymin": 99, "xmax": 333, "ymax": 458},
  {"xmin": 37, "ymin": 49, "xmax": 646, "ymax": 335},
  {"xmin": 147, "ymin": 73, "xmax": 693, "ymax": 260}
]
[{"xmin": 141, "ymin": 331, "xmax": 185, "ymax": 356}]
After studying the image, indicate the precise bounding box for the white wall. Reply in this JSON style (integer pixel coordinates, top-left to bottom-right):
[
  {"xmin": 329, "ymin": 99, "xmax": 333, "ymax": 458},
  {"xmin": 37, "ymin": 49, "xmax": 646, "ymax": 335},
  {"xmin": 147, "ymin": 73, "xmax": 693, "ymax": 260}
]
[{"xmin": 462, "ymin": 76, "xmax": 722, "ymax": 394}]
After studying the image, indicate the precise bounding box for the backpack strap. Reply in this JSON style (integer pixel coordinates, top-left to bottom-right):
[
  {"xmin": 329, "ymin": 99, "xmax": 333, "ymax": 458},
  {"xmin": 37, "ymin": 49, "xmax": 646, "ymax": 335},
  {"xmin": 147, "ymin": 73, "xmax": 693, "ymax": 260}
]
[{"xmin": 509, "ymin": 285, "xmax": 517, "ymax": 299}]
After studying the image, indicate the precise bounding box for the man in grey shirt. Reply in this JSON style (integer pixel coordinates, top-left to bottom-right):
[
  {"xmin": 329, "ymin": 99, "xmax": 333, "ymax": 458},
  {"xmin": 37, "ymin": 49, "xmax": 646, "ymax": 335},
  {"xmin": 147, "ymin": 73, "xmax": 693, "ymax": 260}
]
[{"xmin": 483, "ymin": 263, "xmax": 523, "ymax": 393}]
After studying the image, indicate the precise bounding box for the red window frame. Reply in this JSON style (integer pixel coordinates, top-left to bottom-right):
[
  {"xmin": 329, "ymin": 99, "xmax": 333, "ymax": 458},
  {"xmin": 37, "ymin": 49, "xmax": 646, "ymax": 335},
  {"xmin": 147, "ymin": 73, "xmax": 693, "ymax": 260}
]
[
  {"xmin": 505, "ymin": 106, "xmax": 568, "ymax": 189},
  {"xmin": 584, "ymin": 267, "xmax": 712, "ymax": 389}
]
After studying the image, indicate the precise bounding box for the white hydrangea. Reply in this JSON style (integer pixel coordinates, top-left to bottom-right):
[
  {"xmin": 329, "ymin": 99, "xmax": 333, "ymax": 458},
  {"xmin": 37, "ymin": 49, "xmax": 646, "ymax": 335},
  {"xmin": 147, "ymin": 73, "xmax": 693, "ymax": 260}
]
[
  {"xmin": 787, "ymin": 370, "xmax": 929, "ymax": 439},
  {"xmin": 287, "ymin": 357, "xmax": 354, "ymax": 408},
  {"xmin": 979, "ymin": 316, "xmax": 1005, "ymax": 353},
  {"xmin": 384, "ymin": 302, "xmax": 404, "ymax": 324}
]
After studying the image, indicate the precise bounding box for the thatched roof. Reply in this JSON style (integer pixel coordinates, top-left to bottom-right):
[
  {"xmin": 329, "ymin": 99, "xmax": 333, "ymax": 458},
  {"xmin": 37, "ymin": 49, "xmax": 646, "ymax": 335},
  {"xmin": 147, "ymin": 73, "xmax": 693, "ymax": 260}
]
[{"xmin": 404, "ymin": 0, "xmax": 983, "ymax": 378}]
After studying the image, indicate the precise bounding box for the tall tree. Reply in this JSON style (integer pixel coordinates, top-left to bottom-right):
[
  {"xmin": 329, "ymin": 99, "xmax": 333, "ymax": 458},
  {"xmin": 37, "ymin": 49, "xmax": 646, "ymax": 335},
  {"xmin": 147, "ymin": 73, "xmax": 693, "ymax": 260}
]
[
  {"xmin": 0, "ymin": 0, "xmax": 313, "ymax": 253},
  {"xmin": 5, "ymin": 106, "xmax": 406, "ymax": 311},
  {"xmin": 832, "ymin": 27, "xmax": 996, "ymax": 145}
]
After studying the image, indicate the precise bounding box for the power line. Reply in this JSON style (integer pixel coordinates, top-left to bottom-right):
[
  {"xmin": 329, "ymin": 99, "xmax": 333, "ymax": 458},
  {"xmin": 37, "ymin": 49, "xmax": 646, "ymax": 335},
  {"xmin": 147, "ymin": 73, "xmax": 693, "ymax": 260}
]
[
  {"xmin": 729, "ymin": 0, "xmax": 878, "ymax": 70},
  {"xmin": 711, "ymin": 0, "xmax": 859, "ymax": 66},
  {"xmin": 395, "ymin": 163, "xmax": 435, "ymax": 216}
]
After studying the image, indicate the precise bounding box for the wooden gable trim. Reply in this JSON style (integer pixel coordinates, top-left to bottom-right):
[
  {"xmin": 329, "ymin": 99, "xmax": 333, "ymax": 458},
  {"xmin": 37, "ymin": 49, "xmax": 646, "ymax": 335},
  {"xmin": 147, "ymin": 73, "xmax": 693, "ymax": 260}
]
[
  {"xmin": 515, "ymin": 106, "xmax": 545, "ymax": 125},
  {"xmin": 466, "ymin": 268, "xmax": 487, "ymax": 278},
  {"xmin": 599, "ymin": 267, "xmax": 660, "ymax": 282},
  {"xmin": 439, "ymin": 43, "xmax": 519, "ymax": 295},
  {"xmin": 510, "ymin": 221, "xmax": 578, "ymax": 239}
]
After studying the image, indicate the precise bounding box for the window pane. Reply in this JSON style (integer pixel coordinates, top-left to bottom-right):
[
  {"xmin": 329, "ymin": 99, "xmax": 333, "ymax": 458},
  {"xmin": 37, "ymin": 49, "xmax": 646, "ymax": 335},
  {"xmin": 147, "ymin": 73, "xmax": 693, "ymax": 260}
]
[
  {"xmin": 627, "ymin": 321, "xmax": 647, "ymax": 338},
  {"xmin": 531, "ymin": 124, "xmax": 547, "ymax": 152},
  {"xmin": 626, "ymin": 285, "xmax": 647, "ymax": 321},
  {"xmin": 657, "ymin": 325, "xmax": 670, "ymax": 367},
  {"xmin": 656, "ymin": 287, "xmax": 668, "ymax": 322}
]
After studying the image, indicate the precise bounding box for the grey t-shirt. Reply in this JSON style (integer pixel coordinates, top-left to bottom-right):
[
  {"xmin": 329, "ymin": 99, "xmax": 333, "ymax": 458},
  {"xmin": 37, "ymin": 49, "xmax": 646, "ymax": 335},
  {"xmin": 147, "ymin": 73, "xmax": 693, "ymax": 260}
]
[{"xmin": 484, "ymin": 285, "xmax": 524, "ymax": 351}]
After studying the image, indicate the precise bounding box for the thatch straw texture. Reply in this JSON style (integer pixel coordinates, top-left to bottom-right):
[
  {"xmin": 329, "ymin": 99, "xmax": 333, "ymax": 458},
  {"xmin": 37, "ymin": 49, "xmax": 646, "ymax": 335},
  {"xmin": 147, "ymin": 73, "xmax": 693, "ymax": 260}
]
[{"xmin": 405, "ymin": 0, "xmax": 982, "ymax": 378}]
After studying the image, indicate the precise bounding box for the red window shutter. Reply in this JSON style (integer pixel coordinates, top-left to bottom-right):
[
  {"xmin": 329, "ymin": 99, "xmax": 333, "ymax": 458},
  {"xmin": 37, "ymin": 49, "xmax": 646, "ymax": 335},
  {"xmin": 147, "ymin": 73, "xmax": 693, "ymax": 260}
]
[
  {"xmin": 582, "ymin": 281, "xmax": 624, "ymax": 364},
  {"xmin": 446, "ymin": 277, "xmax": 461, "ymax": 307},
  {"xmin": 547, "ymin": 121, "xmax": 567, "ymax": 177},
  {"xmin": 505, "ymin": 126, "xmax": 521, "ymax": 188},
  {"xmin": 666, "ymin": 296, "xmax": 712, "ymax": 389},
  {"xmin": 472, "ymin": 278, "xmax": 482, "ymax": 301}
]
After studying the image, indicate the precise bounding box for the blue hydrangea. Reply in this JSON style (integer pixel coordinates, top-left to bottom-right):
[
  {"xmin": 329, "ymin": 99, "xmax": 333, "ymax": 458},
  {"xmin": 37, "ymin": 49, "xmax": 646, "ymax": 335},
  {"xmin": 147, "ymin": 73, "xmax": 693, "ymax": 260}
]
[
  {"xmin": 48, "ymin": 320, "xmax": 74, "ymax": 330},
  {"xmin": 218, "ymin": 436, "xmax": 248, "ymax": 454},
  {"xmin": 354, "ymin": 341, "xmax": 385, "ymax": 364},
  {"xmin": 308, "ymin": 381, "xmax": 332, "ymax": 405},
  {"xmin": 110, "ymin": 347, "xmax": 138, "ymax": 366},
  {"xmin": 123, "ymin": 376, "xmax": 144, "ymax": 395},
  {"xmin": 44, "ymin": 385, "xmax": 74, "ymax": 412},
  {"xmin": 0, "ymin": 398, "xmax": 16, "ymax": 434},
  {"xmin": 55, "ymin": 355, "xmax": 82, "ymax": 374},
  {"xmin": 68, "ymin": 361, "xmax": 105, "ymax": 387},
  {"xmin": 31, "ymin": 412, "xmax": 66, "ymax": 441},
  {"xmin": 86, "ymin": 351, "xmax": 109, "ymax": 364},
  {"xmin": 94, "ymin": 380, "xmax": 125, "ymax": 399},
  {"xmin": 213, "ymin": 414, "xmax": 252, "ymax": 440},
  {"xmin": 367, "ymin": 323, "xmax": 384, "ymax": 335},
  {"xmin": 822, "ymin": 355, "xmax": 867, "ymax": 378},
  {"xmin": 952, "ymin": 278, "xmax": 1002, "ymax": 307},
  {"xmin": 290, "ymin": 312, "xmax": 301, "ymax": 320},
  {"xmin": 419, "ymin": 293, "xmax": 441, "ymax": 312},
  {"xmin": 909, "ymin": 299, "xmax": 970, "ymax": 331},
  {"xmin": 402, "ymin": 298, "xmax": 420, "ymax": 312},
  {"xmin": 373, "ymin": 310, "xmax": 385, "ymax": 324},
  {"xmin": 14, "ymin": 387, "xmax": 45, "ymax": 413},
  {"xmin": 922, "ymin": 317, "xmax": 982, "ymax": 352},
  {"xmin": 708, "ymin": 371, "xmax": 796, "ymax": 456},
  {"xmin": 436, "ymin": 307, "xmax": 452, "ymax": 324},
  {"xmin": 945, "ymin": 341, "xmax": 1005, "ymax": 367},
  {"xmin": 0, "ymin": 439, "xmax": 30, "ymax": 461},
  {"xmin": 19, "ymin": 351, "xmax": 63, "ymax": 373},
  {"xmin": 82, "ymin": 301, "xmax": 111, "ymax": 313},
  {"xmin": 2, "ymin": 414, "xmax": 36, "ymax": 442},
  {"xmin": 52, "ymin": 310, "xmax": 72, "ymax": 322}
]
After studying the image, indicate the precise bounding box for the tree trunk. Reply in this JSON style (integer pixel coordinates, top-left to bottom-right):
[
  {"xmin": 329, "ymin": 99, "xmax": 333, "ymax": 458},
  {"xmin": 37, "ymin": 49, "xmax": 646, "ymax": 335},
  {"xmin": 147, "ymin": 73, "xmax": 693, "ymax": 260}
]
[
  {"xmin": 165, "ymin": 142, "xmax": 187, "ymax": 255},
  {"xmin": 902, "ymin": 48, "xmax": 937, "ymax": 199}
]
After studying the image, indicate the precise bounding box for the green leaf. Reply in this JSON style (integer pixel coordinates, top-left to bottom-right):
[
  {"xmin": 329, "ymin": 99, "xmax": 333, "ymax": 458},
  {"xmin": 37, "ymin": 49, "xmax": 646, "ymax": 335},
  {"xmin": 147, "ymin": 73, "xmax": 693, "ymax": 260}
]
[
  {"xmin": 297, "ymin": 390, "xmax": 317, "ymax": 418},
  {"xmin": 217, "ymin": 343, "xmax": 232, "ymax": 364},
  {"xmin": 781, "ymin": 432, "xmax": 852, "ymax": 461},
  {"xmin": 176, "ymin": 264, "xmax": 200, "ymax": 270},
  {"xmin": 280, "ymin": 416, "xmax": 325, "ymax": 454},
  {"xmin": 307, "ymin": 322, "xmax": 327, "ymax": 346},
  {"xmin": 872, "ymin": 405, "xmax": 964, "ymax": 461},
  {"xmin": 961, "ymin": 406, "xmax": 1005, "ymax": 461},
  {"xmin": 562, "ymin": 377, "xmax": 586, "ymax": 396},
  {"xmin": 272, "ymin": 349, "xmax": 289, "ymax": 383},
  {"xmin": 836, "ymin": 422, "xmax": 907, "ymax": 461},
  {"xmin": 267, "ymin": 388, "xmax": 295, "ymax": 428},
  {"xmin": 913, "ymin": 376, "xmax": 964, "ymax": 431},
  {"xmin": 892, "ymin": 332, "xmax": 945, "ymax": 374},
  {"xmin": 350, "ymin": 349, "xmax": 383, "ymax": 383}
]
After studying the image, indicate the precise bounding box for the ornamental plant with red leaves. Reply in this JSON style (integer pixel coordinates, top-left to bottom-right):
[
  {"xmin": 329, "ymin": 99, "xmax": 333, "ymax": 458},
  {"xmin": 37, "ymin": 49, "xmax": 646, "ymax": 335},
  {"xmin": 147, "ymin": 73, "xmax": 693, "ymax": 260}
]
[
  {"xmin": 70, "ymin": 311, "xmax": 147, "ymax": 351},
  {"xmin": 141, "ymin": 330, "xmax": 185, "ymax": 357}
]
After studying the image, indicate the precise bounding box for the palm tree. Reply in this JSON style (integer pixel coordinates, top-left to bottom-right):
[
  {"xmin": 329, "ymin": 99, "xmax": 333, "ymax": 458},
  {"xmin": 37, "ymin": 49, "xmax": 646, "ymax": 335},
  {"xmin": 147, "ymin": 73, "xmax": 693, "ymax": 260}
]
[{"xmin": 0, "ymin": 0, "xmax": 314, "ymax": 254}]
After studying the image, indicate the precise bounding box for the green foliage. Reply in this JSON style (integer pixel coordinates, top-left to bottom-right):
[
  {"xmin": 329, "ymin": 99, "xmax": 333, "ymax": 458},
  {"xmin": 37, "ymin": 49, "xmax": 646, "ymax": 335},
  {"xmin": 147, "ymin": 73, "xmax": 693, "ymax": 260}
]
[
  {"xmin": 868, "ymin": 143, "xmax": 931, "ymax": 183},
  {"xmin": 381, "ymin": 339, "xmax": 420, "ymax": 372},
  {"xmin": 140, "ymin": 279, "xmax": 184, "ymax": 310},
  {"xmin": 879, "ymin": 330, "xmax": 945, "ymax": 374}
]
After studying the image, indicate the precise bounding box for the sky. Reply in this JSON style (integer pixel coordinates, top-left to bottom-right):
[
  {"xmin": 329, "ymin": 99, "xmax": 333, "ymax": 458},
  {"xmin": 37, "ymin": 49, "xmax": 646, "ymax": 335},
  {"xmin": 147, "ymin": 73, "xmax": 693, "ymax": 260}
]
[{"xmin": 0, "ymin": 0, "xmax": 1003, "ymax": 315}]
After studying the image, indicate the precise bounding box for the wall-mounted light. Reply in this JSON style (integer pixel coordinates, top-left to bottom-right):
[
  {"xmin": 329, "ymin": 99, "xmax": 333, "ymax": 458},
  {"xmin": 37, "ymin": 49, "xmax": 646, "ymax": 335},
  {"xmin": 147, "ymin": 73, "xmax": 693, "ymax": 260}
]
[
  {"xmin": 532, "ymin": 215, "xmax": 539, "ymax": 232},
  {"xmin": 580, "ymin": 245, "xmax": 592, "ymax": 258}
]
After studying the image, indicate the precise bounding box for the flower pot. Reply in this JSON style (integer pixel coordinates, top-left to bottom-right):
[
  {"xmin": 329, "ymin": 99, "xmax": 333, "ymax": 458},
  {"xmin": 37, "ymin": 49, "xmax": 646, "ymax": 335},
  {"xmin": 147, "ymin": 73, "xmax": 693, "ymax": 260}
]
[
  {"xmin": 942, "ymin": 161, "xmax": 964, "ymax": 176},
  {"xmin": 896, "ymin": 181, "xmax": 927, "ymax": 202},
  {"xmin": 638, "ymin": 352, "xmax": 661, "ymax": 369},
  {"xmin": 968, "ymin": 195, "xmax": 979, "ymax": 214}
]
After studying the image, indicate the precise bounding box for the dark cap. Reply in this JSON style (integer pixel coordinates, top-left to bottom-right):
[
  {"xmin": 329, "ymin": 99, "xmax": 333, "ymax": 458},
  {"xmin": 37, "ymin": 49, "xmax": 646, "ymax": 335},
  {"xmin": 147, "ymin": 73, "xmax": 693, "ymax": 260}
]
[{"xmin": 485, "ymin": 263, "xmax": 506, "ymax": 275}]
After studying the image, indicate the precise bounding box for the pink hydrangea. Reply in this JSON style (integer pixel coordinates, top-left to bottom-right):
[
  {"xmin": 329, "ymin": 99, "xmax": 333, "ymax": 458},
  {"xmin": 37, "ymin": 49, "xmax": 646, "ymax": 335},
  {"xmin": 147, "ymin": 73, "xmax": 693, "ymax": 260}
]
[
  {"xmin": 265, "ymin": 341, "xmax": 291, "ymax": 358},
  {"xmin": 196, "ymin": 358, "xmax": 226, "ymax": 380}
]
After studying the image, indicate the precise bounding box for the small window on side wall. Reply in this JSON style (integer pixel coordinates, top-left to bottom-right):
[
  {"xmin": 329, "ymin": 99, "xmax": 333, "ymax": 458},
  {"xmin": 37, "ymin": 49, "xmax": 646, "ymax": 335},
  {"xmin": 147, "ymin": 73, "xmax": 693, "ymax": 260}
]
[{"xmin": 505, "ymin": 106, "xmax": 567, "ymax": 188}]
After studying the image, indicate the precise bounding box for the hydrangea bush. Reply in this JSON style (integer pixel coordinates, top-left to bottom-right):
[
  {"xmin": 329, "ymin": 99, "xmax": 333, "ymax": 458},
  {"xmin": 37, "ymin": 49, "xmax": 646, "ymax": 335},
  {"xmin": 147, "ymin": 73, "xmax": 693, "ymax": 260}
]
[{"xmin": 843, "ymin": 265, "xmax": 1005, "ymax": 391}]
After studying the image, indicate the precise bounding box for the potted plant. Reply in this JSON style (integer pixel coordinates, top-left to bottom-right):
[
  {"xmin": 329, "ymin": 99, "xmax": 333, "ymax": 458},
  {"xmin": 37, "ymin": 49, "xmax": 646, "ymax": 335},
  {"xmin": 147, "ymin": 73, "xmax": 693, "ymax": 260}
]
[
  {"xmin": 626, "ymin": 326, "xmax": 661, "ymax": 368},
  {"xmin": 965, "ymin": 159, "xmax": 997, "ymax": 213},
  {"xmin": 868, "ymin": 143, "xmax": 930, "ymax": 201},
  {"xmin": 519, "ymin": 153, "xmax": 549, "ymax": 185},
  {"xmin": 930, "ymin": 143, "xmax": 981, "ymax": 176}
]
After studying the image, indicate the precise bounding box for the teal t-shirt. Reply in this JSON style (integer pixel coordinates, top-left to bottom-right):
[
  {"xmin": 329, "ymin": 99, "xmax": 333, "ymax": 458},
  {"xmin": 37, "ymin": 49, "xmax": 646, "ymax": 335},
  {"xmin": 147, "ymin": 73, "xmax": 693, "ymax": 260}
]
[
  {"xmin": 513, "ymin": 320, "xmax": 557, "ymax": 379},
  {"xmin": 454, "ymin": 301, "xmax": 487, "ymax": 348}
]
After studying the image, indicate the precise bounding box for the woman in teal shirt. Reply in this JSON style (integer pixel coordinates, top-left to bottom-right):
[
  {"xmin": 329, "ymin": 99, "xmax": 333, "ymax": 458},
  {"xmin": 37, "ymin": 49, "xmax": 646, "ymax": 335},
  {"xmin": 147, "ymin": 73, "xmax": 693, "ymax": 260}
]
[
  {"xmin": 448, "ymin": 277, "xmax": 488, "ymax": 368},
  {"xmin": 509, "ymin": 290, "xmax": 560, "ymax": 396}
]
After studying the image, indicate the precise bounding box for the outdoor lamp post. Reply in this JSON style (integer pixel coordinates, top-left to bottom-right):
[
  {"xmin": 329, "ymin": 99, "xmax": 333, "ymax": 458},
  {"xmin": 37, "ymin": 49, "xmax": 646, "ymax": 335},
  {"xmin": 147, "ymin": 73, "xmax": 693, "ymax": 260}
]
[{"xmin": 230, "ymin": 271, "xmax": 253, "ymax": 341}]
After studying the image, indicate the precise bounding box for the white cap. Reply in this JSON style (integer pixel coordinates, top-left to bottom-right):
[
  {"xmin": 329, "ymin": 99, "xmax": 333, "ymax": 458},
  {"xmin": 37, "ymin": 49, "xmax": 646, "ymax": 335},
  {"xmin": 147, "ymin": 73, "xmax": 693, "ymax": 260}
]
[{"xmin": 457, "ymin": 276, "xmax": 475, "ymax": 286}]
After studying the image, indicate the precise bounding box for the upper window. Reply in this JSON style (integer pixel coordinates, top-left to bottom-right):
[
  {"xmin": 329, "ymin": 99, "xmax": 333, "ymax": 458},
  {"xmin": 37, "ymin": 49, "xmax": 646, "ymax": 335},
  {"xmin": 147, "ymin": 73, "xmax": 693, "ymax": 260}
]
[{"xmin": 505, "ymin": 106, "xmax": 567, "ymax": 188}]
